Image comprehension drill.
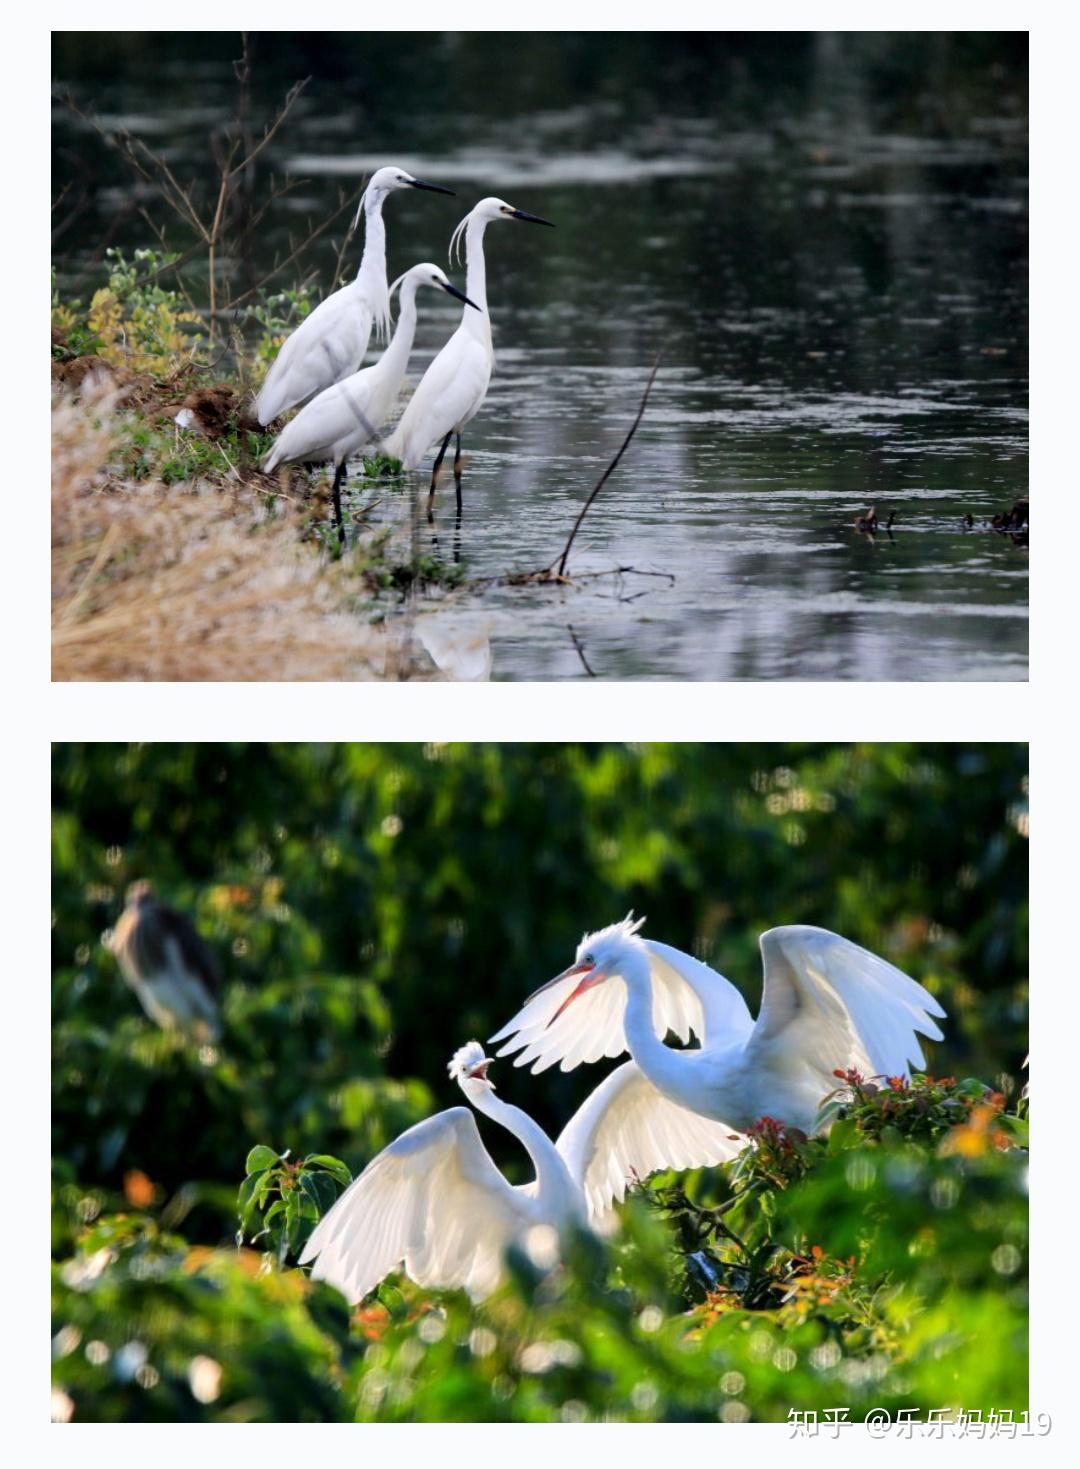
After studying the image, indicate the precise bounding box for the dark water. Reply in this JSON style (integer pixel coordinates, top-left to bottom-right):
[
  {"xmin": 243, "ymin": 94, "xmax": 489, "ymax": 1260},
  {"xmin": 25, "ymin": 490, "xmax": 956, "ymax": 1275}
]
[{"xmin": 52, "ymin": 33, "xmax": 1028, "ymax": 680}]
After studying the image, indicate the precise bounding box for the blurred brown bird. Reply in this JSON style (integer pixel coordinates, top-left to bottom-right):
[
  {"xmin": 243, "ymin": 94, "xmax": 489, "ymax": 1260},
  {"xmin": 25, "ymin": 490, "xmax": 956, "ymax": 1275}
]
[{"xmin": 109, "ymin": 880, "xmax": 222, "ymax": 1042}]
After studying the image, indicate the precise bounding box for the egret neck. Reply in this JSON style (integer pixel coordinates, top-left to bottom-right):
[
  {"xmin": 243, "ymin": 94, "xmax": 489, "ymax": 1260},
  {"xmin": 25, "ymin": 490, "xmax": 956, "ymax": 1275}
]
[
  {"xmin": 618, "ymin": 946, "xmax": 701, "ymax": 1110},
  {"xmin": 356, "ymin": 190, "xmax": 391, "ymax": 341},
  {"xmin": 468, "ymin": 1084, "xmax": 579, "ymax": 1220},
  {"xmin": 373, "ymin": 276, "xmax": 424, "ymax": 395},
  {"xmin": 460, "ymin": 216, "xmax": 494, "ymax": 345}
]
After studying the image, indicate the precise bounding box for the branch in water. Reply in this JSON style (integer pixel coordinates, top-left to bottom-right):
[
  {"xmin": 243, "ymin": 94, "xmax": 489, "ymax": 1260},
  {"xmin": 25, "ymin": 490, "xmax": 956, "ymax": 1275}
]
[{"xmin": 550, "ymin": 353, "xmax": 663, "ymax": 579}]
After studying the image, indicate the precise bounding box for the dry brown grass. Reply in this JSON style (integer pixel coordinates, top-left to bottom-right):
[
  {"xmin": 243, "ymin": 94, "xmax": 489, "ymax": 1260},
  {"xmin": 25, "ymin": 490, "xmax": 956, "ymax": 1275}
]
[{"xmin": 52, "ymin": 387, "xmax": 408, "ymax": 681}]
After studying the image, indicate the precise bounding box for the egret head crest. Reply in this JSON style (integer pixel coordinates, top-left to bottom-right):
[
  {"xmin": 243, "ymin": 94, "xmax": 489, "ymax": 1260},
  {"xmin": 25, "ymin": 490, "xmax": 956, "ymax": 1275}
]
[
  {"xmin": 576, "ymin": 912, "xmax": 647, "ymax": 965},
  {"xmin": 448, "ymin": 1039, "xmax": 493, "ymax": 1083}
]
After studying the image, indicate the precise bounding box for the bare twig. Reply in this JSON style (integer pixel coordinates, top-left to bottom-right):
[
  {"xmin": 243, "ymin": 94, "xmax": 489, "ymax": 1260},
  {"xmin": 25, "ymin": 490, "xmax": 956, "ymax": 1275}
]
[
  {"xmin": 550, "ymin": 353, "xmax": 663, "ymax": 578},
  {"xmin": 227, "ymin": 191, "xmax": 361, "ymax": 310},
  {"xmin": 567, "ymin": 624, "xmax": 597, "ymax": 677},
  {"xmin": 56, "ymin": 70, "xmax": 313, "ymax": 343},
  {"xmin": 225, "ymin": 76, "xmax": 309, "ymax": 182}
]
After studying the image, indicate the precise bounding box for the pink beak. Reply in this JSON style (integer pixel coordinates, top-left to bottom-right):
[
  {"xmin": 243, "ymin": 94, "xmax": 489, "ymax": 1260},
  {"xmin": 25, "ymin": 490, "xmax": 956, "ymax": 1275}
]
[{"xmin": 524, "ymin": 961, "xmax": 605, "ymax": 1028}]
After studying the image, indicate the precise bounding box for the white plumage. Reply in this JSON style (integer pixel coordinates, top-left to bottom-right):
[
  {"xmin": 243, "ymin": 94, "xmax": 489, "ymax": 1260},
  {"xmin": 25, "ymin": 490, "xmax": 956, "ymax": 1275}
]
[
  {"xmin": 382, "ymin": 196, "xmax": 554, "ymax": 511},
  {"xmin": 492, "ymin": 919, "xmax": 946, "ymax": 1136},
  {"xmin": 299, "ymin": 1038, "xmax": 743, "ymax": 1303},
  {"xmin": 487, "ymin": 916, "xmax": 711, "ymax": 1069},
  {"xmin": 255, "ymin": 166, "xmax": 454, "ymax": 426},
  {"xmin": 556, "ymin": 1060, "xmax": 744, "ymax": 1222},
  {"xmin": 261, "ymin": 262, "xmax": 479, "ymax": 539}
]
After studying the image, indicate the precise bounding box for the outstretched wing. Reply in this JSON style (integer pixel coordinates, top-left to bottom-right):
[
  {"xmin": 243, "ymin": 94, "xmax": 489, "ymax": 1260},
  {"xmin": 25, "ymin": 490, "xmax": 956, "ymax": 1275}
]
[
  {"xmin": 299, "ymin": 1108, "xmax": 530, "ymax": 1303},
  {"xmin": 491, "ymin": 939, "xmax": 749, "ymax": 1075},
  {"xmin": 743, "ymin": 926, "xmax": 946, "ymax": 1088},
  {"xmin": 556, "ymin": 1061, "xmax": 745, "ymax": 1221},
  {"xmin": 644, "ymin": 940, "xmax": 754, "ymax": 1048}
]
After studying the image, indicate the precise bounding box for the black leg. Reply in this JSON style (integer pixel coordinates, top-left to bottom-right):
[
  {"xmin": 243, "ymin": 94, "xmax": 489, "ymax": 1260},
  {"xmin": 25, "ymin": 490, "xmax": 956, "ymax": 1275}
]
[
  {"xmin": 331, "ymin": 461, "xmax": 347, "ymax": 547},
  {"xmin": 427, "ymin": 430, "xmax": 454, "ymax": 522},
  {"xmin": 453, "ymin": 433, "xmax": 464, "ymax": 517}
]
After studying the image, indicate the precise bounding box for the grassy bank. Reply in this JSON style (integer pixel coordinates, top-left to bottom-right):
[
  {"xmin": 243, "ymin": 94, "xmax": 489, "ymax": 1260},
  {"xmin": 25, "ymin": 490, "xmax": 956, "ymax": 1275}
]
[{"xmin": 51, "ymin": 251, "xmax": 466, "ymax": 681}]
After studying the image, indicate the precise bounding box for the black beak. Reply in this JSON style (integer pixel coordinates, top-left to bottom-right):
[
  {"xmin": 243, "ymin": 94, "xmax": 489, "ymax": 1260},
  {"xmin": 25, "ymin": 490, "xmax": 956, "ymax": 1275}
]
[
  {"xmin": 441, "ymin": 281, "xmax": 482, "ymax": 312},
  {"xmin": 408, "ymin": 177, "xmax": 455, "ymax": 195},
  {"xmin": 511, "ymin": 209, "xmax": 555, "ymax": 226}
]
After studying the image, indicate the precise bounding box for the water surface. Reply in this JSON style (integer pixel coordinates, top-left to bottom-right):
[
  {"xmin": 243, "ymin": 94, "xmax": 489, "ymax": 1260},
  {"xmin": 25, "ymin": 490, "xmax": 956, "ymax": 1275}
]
[{"xmin": 52, "ymin": 33, "xmax": 1028, "ymax": 680}]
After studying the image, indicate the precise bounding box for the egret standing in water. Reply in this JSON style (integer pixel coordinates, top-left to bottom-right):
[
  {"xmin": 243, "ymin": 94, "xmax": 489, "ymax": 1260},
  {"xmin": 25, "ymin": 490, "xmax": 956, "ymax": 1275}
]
[
  {"xmin": 263, "ymin": 264, "xmax": 480, "ymax": 543},
  {"xmin": 255, "ymin": 167, "xmax": 454, "ymax": 425},
  {"xmin": 299, "ymin": 1038, "xmax": 741, "ymax": 1303},
  {"xmin": 382, "ymin": 197, "xmax": 554, "ymax": 520},
  {"xmin": 492, "ymin": 916, "xmax": 946, "ymax": 1137}
]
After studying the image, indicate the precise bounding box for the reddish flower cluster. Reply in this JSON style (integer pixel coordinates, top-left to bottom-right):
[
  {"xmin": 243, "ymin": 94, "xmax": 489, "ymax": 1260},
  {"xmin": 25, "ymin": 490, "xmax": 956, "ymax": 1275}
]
[
  {"xmin": 747, "ymin": 1115, "xmax": 797, "ymax": 1151},
  {"xmin": 745, "ymin": 1114, "xmax": 811, "ymax": 1186}
]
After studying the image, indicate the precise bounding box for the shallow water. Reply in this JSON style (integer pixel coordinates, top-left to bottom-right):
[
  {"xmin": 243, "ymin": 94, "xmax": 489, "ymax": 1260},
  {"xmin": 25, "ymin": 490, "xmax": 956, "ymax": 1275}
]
[{"xmin": 53, "ymin": 34, "xmax": 1028, "ymax": 680}]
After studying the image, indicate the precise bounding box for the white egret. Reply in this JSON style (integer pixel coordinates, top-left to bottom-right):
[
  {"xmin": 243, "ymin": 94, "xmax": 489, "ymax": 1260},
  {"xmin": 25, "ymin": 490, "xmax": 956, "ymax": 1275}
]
[
  {"xmin": 299, "ymin": 1039, "xmax": 742, "ymax": 1304},
  {"xmin": 381, "ymin": 196, "xmax": 554, "ymax": 518},
  {"xmin": 491, "ymin": 916, "xmax": 947, "ymax": 1136},
  {"xmin": 108, "ymin": 880, "xmax": 222, "ymax": 1042},
  {"xmin": 255, "ymin": 166, "xmax": 455, "ymax": 426},
  {"xmin": 262, "ymin": 263, "xmax": 479, "ymax": 542}
]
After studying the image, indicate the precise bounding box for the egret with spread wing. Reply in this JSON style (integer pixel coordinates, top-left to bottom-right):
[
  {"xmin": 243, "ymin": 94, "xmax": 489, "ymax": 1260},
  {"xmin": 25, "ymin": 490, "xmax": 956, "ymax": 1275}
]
[
  {"xmin": 381, "ymin": 196, "xmax": 554, "ymax": 519},
  {"xmin": 491, "ymin": 916, "xmax": 946, "ymax": 1136},
  {"xmin": 263, "ymin": 263, "xmax": 479, "ymax": 542},
  {"xmin": 299, "ymin": 1040, "xmax": 742, "ymax": 1304},
  {"xmin": 255, "ymin": 166, "xmax": 454, "ymax": 425}
]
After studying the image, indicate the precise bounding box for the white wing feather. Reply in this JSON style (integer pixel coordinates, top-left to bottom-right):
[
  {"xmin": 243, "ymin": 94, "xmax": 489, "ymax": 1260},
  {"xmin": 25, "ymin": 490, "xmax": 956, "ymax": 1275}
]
[
  {"xmin": 744, "ymin": 926, "xmax": 946, "ymax": 1087},
  {"xmin": 256, "ymin": 286, "xmax": 374, "ymax": 424},
  {"xmin": 490, "ymin": 940, "xmax": 745, "ymax": 1075},
  {"xmin": 556, "ymin": 1061, "xmax": 746, "ymax": 1221},
  {"xmin": 299, "ymin": 1107, "xmax": 532, "ymax": 1303},
  {"xmin": 643, "ymin": 940, "xmax": 754, "ymax": 1047},
  {"xmin": 263, "ymin": 369, "xmax": 384, "ymax": 472}
]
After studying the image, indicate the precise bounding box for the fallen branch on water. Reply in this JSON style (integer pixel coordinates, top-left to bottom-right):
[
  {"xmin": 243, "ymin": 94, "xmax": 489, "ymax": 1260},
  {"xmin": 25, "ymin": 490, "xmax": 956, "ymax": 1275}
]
[{"xmin": 548, "ymin": 353, "xmax": 663, "ymax": 579}]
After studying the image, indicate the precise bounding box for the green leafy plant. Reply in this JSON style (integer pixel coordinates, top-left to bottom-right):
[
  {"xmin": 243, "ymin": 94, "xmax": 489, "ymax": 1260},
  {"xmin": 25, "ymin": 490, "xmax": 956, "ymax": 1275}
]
[
  {"xmin": 84, "ymin": 248, "xmax": 204, "ymax": 375},
  {"xmin": 237, "ymin": 1145, "xmax": 351, "ymax": 1263},
  {"xmin": 248, "ymin": 285, "xmax": 316, "ymax": 378},
  {"xmin": 51, "ymin": 743, "xmax": 1029, "ymax": 1421}
]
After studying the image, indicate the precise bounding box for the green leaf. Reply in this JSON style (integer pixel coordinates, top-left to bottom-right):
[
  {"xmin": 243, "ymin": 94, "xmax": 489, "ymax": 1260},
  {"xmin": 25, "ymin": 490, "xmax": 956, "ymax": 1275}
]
[
  {"xmin": 304, "ymin": 1154, "xmax": 352, "ymax": 1187},
  {"xmin": 245, "ymin": 1144, "xmax": 280, "ymax": 1176},
  {"xmin": 377, "ymin": 1282, "xmax": 407, "ymax": 1320},
  {"xmin": 955, "ymin": 1078, "xmax": 987, "ymax": 1099},
  {"xmin": 828, "ymin": 1117, "xmax": 859, "ymax": 1155},
  {"xmin": 237, "ymin": 1170, "xmax": 268, "ymax": 1235},
  {"xmin": 300, "ymin": 1171, "xmax": 339, "ymax": 1216},
  {"xmin": 996, "ymin": 1114, "xmax": 1029, "ymax": 1147}
]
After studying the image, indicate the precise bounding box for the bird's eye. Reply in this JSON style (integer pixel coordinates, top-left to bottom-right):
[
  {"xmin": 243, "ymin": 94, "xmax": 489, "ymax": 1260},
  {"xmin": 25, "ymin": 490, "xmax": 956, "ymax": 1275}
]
[{"xmin": 584, "ymin": 953, "xmax": 594, "ymax": 965}]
